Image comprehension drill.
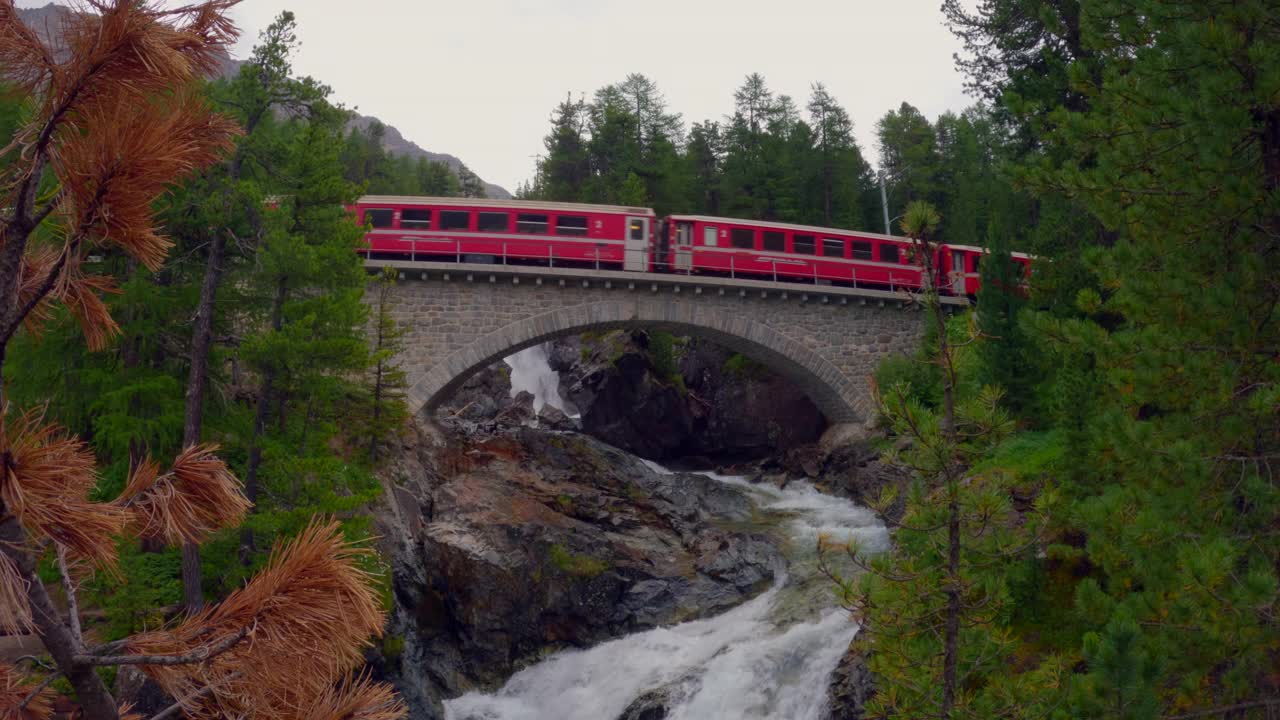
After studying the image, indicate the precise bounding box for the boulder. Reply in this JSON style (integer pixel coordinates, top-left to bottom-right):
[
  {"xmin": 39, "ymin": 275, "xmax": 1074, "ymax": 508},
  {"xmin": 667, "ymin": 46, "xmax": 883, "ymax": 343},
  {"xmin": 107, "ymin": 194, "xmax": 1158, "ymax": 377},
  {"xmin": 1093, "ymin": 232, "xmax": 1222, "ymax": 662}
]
[
  {"xmin": 493, "ymin": 390, "xmax": 535, "ymax": 427},
  {"xmin": 376, "ymin": 423, "xmax": 783, "ymax": 713},
  {"xmin": 825, "ymin": 639, "xmax": 875, "ymax": 719},
  {"xmin": 536, "ymin": 403, "xmax": 578, "ymax": 431}
]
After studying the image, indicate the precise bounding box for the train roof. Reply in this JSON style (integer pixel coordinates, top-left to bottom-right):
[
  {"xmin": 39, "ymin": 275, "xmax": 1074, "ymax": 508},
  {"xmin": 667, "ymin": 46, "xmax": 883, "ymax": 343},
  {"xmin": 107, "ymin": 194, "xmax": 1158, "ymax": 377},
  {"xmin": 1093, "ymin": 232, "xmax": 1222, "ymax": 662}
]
[
  {"xmin": 944, "ymin": 243, "xmax": 1033, "ymax": 260},
  {"xmin": 667, "ymin": 214, "xmax": 906, "ymax": 241},
  {"xmin": 359, "ymin": 195, "xmax": 655, "ymax": 216}
]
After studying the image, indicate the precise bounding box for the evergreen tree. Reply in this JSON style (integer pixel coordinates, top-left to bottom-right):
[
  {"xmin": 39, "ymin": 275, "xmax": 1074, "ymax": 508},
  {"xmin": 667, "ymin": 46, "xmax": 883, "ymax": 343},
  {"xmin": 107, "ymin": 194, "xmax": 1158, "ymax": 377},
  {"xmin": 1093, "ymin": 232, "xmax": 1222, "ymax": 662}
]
[
  {"xmin": 975, "ymin": 214, "xmax": 1032, "ymax": 410},
  {"xmin": 457, "ymin": 162, "xmax": 486, "ymax": 198},
  {"xmin": 539, "ymin": 94, "xmax": 590, "ymax": 201},
  {"xmin": 1022, "ymin": 1, "xmax": 1280, "ymax": 713},
  {"xmin": 361, "ymin": 267, "xmax": 409, "ymax": 462},
  {"xmin": 876, "ymin": 102, "xmax": 940, "ymax": 211},
  {"xmin": 236, "ymin": 102, "xmax": 371, "ymax": 562}
]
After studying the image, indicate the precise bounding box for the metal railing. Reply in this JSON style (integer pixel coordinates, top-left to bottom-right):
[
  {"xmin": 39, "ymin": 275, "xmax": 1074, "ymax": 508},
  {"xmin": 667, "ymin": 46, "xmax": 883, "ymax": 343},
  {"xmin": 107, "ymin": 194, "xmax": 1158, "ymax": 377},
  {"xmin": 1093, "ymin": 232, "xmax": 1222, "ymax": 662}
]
[{"xmin": 363, "ymin": 238, "xmax": 924, "ymax": 294}]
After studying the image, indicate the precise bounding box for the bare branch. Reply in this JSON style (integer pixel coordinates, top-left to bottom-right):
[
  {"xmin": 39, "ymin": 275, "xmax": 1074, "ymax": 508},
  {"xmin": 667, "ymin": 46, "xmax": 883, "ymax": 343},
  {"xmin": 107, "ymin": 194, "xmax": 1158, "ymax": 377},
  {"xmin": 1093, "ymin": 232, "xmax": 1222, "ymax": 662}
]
[
  {"xmin": 76, "ymin": 624, "xmax": 250, "ymax": 667},
  {"xmin": 56, "ymin": 544, "xmax": 82, "ymax": 648}
]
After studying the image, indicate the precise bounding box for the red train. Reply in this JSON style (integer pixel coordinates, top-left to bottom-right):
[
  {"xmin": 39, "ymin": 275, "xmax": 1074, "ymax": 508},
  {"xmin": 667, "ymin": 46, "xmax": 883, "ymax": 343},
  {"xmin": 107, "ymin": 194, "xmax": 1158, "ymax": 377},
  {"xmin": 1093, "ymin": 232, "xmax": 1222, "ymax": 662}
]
[{"xmin": 355, "ymin": 195, "xmax": 1030, "ymax": 297}]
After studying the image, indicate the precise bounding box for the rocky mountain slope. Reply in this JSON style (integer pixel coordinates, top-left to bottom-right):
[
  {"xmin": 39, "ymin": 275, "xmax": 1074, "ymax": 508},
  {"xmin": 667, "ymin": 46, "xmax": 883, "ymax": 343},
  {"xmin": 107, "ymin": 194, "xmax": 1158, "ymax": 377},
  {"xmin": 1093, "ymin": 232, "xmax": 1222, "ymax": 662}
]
[{"xmin": 15, "ymin": 3, "xmax": 511, "ymax": 199}]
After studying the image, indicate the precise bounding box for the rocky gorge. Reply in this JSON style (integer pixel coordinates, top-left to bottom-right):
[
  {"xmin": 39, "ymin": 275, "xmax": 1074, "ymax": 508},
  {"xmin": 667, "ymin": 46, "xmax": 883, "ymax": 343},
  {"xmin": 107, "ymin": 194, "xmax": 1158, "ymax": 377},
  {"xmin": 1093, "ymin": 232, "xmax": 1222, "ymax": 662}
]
[{"xmin": 374, "ymin": 332, "xmax": 899, "ymax": 719}]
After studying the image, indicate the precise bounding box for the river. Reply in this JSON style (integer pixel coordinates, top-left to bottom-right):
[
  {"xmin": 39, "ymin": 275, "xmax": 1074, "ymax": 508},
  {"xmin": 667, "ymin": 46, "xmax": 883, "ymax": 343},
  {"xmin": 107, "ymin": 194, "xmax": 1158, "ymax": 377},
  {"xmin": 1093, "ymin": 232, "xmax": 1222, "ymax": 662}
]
[{"xmin": 446, "ymin": 345, "xmax": 888, "ymax": 720}]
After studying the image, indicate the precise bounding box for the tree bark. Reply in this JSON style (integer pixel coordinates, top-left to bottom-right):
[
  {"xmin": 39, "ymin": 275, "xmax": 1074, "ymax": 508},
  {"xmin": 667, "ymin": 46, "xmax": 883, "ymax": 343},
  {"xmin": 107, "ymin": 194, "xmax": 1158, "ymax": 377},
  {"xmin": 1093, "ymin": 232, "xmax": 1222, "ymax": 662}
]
[
  {"xmin": 179, "ymin": 229, "xmax": 227, "ymax": 609},
  {"xmin": 238, "ymin": 276, "xmax": 287, "ymax": 564},
  {"xmin": 0, "ymin": 514, "xmax": 119, "ymax": 720},
  {"xmin": 941, "ymin": 484, "xmax": 961, "ymax": 720}
]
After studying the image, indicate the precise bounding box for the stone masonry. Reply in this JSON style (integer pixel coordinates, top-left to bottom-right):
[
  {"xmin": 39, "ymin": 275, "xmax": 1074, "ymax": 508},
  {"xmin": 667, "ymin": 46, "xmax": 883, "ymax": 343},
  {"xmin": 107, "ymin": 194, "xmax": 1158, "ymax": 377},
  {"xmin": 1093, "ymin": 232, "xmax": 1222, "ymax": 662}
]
[{"xmin": 369, "ymin": 261, "xmax": 947, "ymax": 425}]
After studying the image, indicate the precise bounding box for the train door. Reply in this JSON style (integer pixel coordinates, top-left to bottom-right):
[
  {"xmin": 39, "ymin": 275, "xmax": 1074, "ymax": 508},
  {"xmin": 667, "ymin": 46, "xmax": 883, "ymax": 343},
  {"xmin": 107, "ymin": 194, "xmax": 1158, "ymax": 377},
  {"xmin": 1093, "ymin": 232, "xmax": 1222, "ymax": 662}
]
[
  {"xmin": 624, "ymin": 216, "xmax": 650, "ymax": 271},
  {"xmin": 674, "ymin": 222, "xmax": 694, "ymax": 272},
  {"xmin": 950, "ymin": 249, "xmax": 966, "ymax": 294}
]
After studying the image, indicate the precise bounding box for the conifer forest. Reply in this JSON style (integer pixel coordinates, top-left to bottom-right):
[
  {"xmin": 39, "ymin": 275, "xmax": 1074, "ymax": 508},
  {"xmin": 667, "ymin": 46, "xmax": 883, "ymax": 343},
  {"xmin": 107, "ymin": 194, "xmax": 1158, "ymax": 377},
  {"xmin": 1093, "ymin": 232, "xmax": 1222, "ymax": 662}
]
[{"xmin": 0, "ymin": 1, "xmax": 1276, "ymax": 719}]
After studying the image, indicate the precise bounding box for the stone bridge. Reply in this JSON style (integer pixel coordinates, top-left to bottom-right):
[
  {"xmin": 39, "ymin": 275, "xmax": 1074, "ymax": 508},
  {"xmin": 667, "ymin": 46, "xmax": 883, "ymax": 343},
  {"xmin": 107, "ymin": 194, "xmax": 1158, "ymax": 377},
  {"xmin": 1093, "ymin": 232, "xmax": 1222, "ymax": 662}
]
[{"xmin": 369, "ymin": 260, "xmax": 962, "ymax": 426}]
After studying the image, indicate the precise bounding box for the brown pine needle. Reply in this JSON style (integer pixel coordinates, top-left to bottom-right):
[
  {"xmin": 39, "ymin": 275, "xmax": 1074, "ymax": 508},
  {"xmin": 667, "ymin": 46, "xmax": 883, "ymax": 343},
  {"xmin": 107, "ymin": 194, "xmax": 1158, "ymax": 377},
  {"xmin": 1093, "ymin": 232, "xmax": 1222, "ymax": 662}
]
[
  {"xmin": 0, "ymin": 551, "xmax": 32, "ymax": 636},
  {"xmin": 0, "ymin": 663, "xmax": 54, "ymax": 720},
  {"xmin": 127, "ymin": 520, "xmax": 388, "ymax": 719},
  {"xmin": 117, "ymin": 443, "xmax": 251, "ymax": 546},
  {"xmin": 0, "ymin": 408, "xmax": 125, "ymax": 569},
  {"xmin": 299, "ymin": 674, "xmax": 407, "ymax": 720}
]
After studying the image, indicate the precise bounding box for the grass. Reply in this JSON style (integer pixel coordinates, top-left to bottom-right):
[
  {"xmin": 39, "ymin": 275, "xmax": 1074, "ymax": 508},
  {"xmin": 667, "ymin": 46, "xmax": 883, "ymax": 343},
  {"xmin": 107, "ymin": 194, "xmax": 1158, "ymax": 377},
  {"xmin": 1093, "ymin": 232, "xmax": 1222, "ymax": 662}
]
[{"xmin": 548, "ymin": 544, "xmax": 608, "ymax": 578}]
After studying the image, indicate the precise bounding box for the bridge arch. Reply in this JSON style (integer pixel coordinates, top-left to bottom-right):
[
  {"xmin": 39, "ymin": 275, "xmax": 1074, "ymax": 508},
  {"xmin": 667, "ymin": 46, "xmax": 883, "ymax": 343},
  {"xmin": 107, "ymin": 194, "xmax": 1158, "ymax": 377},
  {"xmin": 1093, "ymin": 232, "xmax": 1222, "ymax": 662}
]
[{"xmin": 406, "ymin": 298, "xmax": 868, "ymax": 424}]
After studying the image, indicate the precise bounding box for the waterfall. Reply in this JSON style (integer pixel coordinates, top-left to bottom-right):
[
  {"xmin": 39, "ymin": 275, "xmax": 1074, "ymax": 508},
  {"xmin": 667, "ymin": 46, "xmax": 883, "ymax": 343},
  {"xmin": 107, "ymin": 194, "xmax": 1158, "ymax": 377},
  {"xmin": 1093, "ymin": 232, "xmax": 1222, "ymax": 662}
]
[
  {"xmin": 445, "ymin": 463, "xmax": 888, "ymax": 720},
  {"xmin": 504, "ymin": 344, "xmax": 567, "ymax": 414}
]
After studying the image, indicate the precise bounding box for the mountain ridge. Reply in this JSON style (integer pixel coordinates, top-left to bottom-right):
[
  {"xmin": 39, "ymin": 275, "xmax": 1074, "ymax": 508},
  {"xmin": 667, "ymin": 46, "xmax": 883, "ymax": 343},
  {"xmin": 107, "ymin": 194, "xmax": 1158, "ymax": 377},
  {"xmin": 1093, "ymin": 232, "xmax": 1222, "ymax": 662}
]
[{"xmin": 15, "ymin": 3, "xmax": 510, "ymax": 199}]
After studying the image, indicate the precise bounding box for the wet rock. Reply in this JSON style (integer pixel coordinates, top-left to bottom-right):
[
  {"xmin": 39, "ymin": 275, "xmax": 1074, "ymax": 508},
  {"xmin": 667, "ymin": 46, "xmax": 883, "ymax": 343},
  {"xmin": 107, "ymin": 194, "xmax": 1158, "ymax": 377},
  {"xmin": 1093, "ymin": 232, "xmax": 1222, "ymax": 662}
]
[
  {"xmin": 546, "ymin": 335, "xmax": 582, "ymax": 373},
  {"xmin": 819, "ymin": 440, "xmax": 908, "ymax": 524},
  {"xmin": 439, "ymin": 364, "xmax": 512, "ymax": 422},
  {"xmin": 493, "ymin": 390, "xmax": 535, "ymax": 427},
  {"xmin": 561, "ymin": 331, "xmax": 826, "ymax": 462},
  {"xmin": 825, "ymin": 640, "xmax": 875, "ymax": 719},
  {"xmin": 376, "ymin": 422, "xmax": 783, "ymax": 713},
  {"xmin": 616, "ymin": 672, "xmax": 702, "ymax": 720},
  {"xmin": 536, "ymin": 403, "xmax": 578, "ymax": 431}
]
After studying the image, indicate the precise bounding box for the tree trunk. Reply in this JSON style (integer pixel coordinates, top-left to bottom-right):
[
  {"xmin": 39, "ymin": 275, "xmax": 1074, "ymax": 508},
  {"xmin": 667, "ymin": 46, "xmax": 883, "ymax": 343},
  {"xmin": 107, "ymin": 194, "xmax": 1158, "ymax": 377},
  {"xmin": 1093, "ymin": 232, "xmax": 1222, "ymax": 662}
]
[
  {"xmin": 178, "ymin": 229, "xmax": 227, "ymax": 610},
  {"xmin": 0, "ymin": 514, "xmax": 119, "ymax": 720},
  {"xmin": 238, "ymin": 276, "xmax": 287, "ymax": 564},
  {"xmin": 941, "ymin": 484, "xmax": 961, "ymax": 719}
]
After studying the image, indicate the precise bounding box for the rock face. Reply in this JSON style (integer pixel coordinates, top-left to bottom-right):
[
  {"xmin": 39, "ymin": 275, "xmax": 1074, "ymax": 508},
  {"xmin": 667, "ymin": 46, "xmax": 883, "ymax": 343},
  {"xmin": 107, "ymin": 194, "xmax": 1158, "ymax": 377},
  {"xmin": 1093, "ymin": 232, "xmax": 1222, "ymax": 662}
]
[
  {"xmin": 375, "ymin": 422, "xmax": 782, "ymax": 718},
  {"xmin": 559, "ymin": 331, "xmax": 827, "ymax": 462},
  {"xmin": 825, "ymin": 640, "xmax": 875, "ymax": 719}
]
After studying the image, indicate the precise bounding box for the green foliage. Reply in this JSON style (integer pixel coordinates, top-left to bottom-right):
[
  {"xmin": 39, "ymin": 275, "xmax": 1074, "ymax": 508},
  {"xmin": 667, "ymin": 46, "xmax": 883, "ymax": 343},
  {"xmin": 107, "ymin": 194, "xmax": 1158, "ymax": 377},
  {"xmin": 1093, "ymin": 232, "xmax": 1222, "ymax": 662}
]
[
  {"xmin": 721, "ymin": 352, "xmax": 767, "ymax": 381},
  {"xmin": 647, "ymin": 331, "xmax": 679, "ymax": 381},
  {"xmin": 547, "ymin": 544, "xmax": 607, "ymax": 578},
  {"xmin": 850, "ymin": 1, "xmax": 1280, "ymax": 717},
  {"xmin": 2, "ymin": 12, "xmax": 407, "ymax": 627}
]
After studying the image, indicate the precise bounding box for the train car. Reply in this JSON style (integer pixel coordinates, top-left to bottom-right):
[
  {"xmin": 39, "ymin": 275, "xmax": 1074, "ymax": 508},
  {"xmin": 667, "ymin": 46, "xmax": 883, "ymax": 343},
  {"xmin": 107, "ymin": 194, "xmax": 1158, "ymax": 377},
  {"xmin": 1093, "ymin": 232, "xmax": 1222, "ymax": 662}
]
[
  {"xmin": 659, "ymin": 215, "xmax": 925, "ymax": 290},
  {"xmin": 937, "ymin": 243, "xmax": 1033, "ymax": 297},
  {"xmin": 355, "ymin": 196, "xmax": 656, "ymax": 271}
]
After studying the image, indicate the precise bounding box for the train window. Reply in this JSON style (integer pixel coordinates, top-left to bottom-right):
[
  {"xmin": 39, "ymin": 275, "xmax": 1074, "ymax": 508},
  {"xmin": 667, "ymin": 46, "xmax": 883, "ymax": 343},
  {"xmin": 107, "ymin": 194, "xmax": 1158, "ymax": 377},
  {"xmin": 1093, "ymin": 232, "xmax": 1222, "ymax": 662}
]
[
  {"xmin": 517, "ymin": 213, "xmax": 550, "ymax": 234},
  {"xmin": 364, "ymin": 209, "xmax": 393, "ymax": 229},
  {"xmin": 731, "ymin": 228, "xmax": 755, "ymax": 249},
  {"xmin": 763, "ymin": 231, "xmax": 785, "ymax": 252},
  {"xmin": 400, "ymin": 209, "xmax": 430, "ymax": 229},
  {"xmin": 629, "ymin": 219, "xmax": 645, "ymax": 240},
  {"xmin": 851, "ymin": 241, "xmax": 873, "ymax": 260},
  {"xmin": 822, "ymin": 238, "xmax": 845, "ymax": 257},
  {"xmin": 439, "ymin": 210, "xmax": 470, "ymax": 231},
  {"xmin": 703, "ymin": 226, "xmax": 718, "ymax": 247},
  {"xmin": 477, "ymin": 212, "xmax": 509, "ymax": 232},
  {"xmin": 557, "ymin": 215, "xmax": 589, "ymax": 236},
  {"xmin": 880, "ymin": 245, "xmax": 901, "ymax": 263},
  {"xmin": 793, "ymin": 234, "xmax": 815, "ymax": 254}
]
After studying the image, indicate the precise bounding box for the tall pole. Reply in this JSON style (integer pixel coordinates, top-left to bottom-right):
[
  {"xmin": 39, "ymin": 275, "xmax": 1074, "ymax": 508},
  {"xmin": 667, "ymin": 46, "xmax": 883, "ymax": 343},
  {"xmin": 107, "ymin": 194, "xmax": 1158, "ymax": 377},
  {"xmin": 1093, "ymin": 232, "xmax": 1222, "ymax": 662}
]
[{"xmin": 879, "ymin": 170, "xmax": 892, "ymax": 235}]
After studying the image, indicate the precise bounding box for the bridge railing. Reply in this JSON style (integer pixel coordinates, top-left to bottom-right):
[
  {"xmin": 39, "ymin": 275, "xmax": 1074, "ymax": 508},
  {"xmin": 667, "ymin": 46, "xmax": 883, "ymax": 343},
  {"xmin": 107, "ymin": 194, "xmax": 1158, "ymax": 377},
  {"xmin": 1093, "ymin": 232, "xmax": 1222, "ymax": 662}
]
[{"xmin": 362, "ymin": 238, "xmax": 927, "ymax": 294}]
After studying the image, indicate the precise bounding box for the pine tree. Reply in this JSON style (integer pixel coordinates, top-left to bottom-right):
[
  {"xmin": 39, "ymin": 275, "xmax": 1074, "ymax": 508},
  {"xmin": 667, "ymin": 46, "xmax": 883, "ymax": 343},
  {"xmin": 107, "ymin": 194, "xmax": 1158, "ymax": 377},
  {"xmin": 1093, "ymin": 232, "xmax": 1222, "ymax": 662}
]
[
  {"xmin": 1019, "ymin": 1, "xmax": 1280, "ymax": 714},
  {"xmin": 236, "ymin": 101, "xmax": 370, "ymax": 562},
  {"xmin": 362, "ymin": 267, "xmax": 409, "ymax": 462},
  {"xmin": 0, "ymin": 4, "xmax": 402, "ymax": 719},
  {"xmin": 975, "ymin": 215, "xmax": 1032, "ymax": 411},
  {"xmin": 822, "ymin": 203, "xmax": 1057, "ymax": 720}
]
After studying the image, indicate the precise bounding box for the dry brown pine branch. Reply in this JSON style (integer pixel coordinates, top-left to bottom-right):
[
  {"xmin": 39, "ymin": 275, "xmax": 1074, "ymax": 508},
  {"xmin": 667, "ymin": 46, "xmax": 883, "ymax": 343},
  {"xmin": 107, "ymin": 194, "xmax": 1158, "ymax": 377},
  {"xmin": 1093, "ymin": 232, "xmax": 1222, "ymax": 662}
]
[
  {"xmin": 126, "ymin": 520, "xmax": 386, "ymax": 719},
  {"xmin": 0, "ymin": 662, "xmax": 54, "ymax": 720},
  {"xmin": 117, "ymin": 443, "xmax": 251, "ymax": 546},
  {"xmin": 297, "ymin": 673, "xmax": 407, "ymax": 720},
  {"xmin": 0, "ymin": 407, "xmax": 126, "ymax": 570},
  {"xmin": 0, "ymin": 547, "xmax": 33, "ymax": 635}
]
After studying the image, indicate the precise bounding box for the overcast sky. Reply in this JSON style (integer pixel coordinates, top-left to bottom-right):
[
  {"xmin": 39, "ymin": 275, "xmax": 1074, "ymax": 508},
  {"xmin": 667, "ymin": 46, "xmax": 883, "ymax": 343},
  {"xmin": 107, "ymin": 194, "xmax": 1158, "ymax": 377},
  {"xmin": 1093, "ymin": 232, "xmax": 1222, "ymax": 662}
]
[{"xmin": 22, "ymin": 1, "xmax": 974, "ymax": 194}]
